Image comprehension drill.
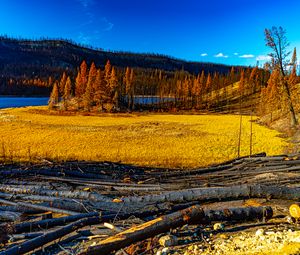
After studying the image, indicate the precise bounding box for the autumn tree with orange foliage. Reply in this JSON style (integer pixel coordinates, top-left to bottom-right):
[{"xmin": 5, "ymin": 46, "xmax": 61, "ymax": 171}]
[{"xmin": 48, "ymin": 82, "xmax": 59, "ymax": 109}]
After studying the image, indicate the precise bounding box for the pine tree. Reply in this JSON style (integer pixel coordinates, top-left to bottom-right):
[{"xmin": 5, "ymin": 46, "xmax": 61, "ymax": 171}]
[
  {"xmin": 48, "ymin": 82, "xmax": 59, "ymax": 109},
  {"xmin": 239, "ymin": 70, "xmax": 245, "ymax": 95},
  {"xmin": 249, "ymin": 67, "xmax": 259, "ymax": 93},
  {"xmin": 266, "ymin": 69, "xmax": 281, "ymax": 115},
  {"xmin": 93, "ymin": 69, "xmax": 107, "ymax": 110},
  {"xmin": 80, "ymin": 60, "xmax": 88, "ymax": 93},
  {"xmin": 130, "ymin": 68, "xmax": 135, "ymax": 110},
  {"xmin": 104, "ymin": 60, "xmax": 112, "ymax": 87},
  {"xmin": 75, "ymin": 71, "xmax": 82, "ymax": 97},
  {"xmin": 124, "ymin": 67, "xmax": 133, "ymax": 109},
  {"xmin": 229, "ymin": 67, "xmax": 235, "ymax": 86},
  {"xmin": 63, "ymin": 76, "xmax": 72, "ymax": 109},
  {"xmin": 191, "ymin": 76, "xmax": 201, "ymax": 108},
  {"xmin": 87, "ymin": 62, "xmax": 97, "ymax": 91},
  {"xmin": 205, "ymin": 73, "xmax": 212, "ymax": 93},
  {"xmin": 109, "ymin": 67, "xmax": 119, "ymax": 108},
  {"xmin": 59, "ymin": 72, "xmax": 67, "ymax": 95},
  {"xmin": 83, "ymin": 79, "xmax": 93, "ymax": 111},
  {"xmin": 74, "ymin": 61, "xmax": 88, "ymax": 98}
]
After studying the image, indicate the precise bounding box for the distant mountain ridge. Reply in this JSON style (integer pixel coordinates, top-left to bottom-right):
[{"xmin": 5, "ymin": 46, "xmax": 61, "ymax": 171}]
[{"xmin": 0, "ymin": 37, "xmax": 236, "ymax": 78}]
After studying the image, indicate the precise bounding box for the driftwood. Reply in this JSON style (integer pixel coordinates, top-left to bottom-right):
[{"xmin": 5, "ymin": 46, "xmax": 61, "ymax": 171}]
[
  {"xmin": 81, "ymin": 206, "xmax": 272, "ymax": 255},
  {"xmin": 121, "ymin": 185, "xmax": 300, "ymax": 204}
]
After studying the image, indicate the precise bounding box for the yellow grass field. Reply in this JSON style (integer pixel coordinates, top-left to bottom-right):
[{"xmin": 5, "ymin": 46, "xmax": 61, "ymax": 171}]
[{"xmin": 0, "ymin": 106, "xmax": 288, "ymax": 168}]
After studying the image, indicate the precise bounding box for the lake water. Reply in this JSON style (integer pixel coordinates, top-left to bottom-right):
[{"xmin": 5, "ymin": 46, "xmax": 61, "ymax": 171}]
[
  {"xmin": 0, "ymin": 97, "xmax": 49, "ymax": 109},
  {"xmin": 0, "ymin": 96, "xmax": 175, "ymax": 109},
  {"xmin": 133, "ymin": 96, "xmax": 175, "ymax": 104}
]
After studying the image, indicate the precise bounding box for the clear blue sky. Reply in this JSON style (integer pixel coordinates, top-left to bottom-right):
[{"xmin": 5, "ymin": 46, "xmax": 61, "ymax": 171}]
[{"xmin": 0, "ymin": 0, "xmax": 299, "ymax": 66}]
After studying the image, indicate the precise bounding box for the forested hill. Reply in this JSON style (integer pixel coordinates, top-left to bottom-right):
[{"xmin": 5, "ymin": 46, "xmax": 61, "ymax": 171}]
[{"xmin": 0, "ymin": 37, "xmax": 234, "ymax": 78}]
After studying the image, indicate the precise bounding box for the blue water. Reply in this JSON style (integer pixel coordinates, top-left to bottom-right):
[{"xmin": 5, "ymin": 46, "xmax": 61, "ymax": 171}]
[
  {"xmin": 0, "ymin": 97, "xmax": 49, "ymax": 109},
  {"xmin": 133, "ymin": 96, "xmax": 175, "ymax": 104}
]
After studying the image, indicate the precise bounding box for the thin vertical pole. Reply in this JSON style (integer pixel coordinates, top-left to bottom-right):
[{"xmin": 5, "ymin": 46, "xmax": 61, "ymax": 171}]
[{"xmin": 250, "ymin": 110, "xmax": 253, "ymax": 156}]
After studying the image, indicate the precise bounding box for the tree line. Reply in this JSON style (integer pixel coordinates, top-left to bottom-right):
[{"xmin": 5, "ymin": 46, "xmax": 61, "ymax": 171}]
[{"xmin": 48, "ymin": 59, "xmax": 269, "ymax": 112}]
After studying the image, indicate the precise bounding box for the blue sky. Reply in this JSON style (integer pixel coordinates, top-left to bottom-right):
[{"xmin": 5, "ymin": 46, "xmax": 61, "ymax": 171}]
[{"xmin": 0, "ymin": 0, "xmax": 299, "ymax": 66}]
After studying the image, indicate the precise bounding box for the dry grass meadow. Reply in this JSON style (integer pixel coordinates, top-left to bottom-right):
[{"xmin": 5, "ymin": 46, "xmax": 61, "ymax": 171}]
[{"xmin": 0, "ymin": 106, "xmax": 288, "ymax": 168}]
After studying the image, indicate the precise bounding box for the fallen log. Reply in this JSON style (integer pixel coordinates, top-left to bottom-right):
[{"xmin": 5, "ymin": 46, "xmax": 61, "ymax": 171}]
[
  {"xmin": 121, "ymin": 184, "xmax": 300, "ymax": 204},
  {"xmin": 14, "ymin": 212, "xmax": 100, "ymax": 233},
  {"xmin": 0, "ymin": 185, "xmax": 110, "ymax": 202},
  {"xmin": 0, "ymin": 216, "xmax": 103, "ymax": 255},
  {"xmin": 0, "ymin": 198, "xmax": 79, "ymax": 216},
  {"xmin": 81, "ymin": 205, "xmax": 272, "ymax": 255},
  {"xmin": 13, "ymin": 202, "xmax": 197, "ymax": 234},
  {"xmin": 0, "ymin": 211, "xmax": 23, "ymax": 222},
  {"xmin": 16, "ymin": 201, "xmax": 79, "ymax": 216}
]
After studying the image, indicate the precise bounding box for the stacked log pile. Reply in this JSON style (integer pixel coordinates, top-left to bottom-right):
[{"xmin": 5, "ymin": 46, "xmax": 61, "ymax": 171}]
[{"xmin": 0, "ymin": 152, "xmax": 299, "ymax": 254}]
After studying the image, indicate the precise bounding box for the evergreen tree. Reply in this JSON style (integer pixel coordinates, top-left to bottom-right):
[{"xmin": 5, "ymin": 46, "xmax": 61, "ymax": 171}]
[
  {"xmin": 63, "ymin": 76, "xmax": 72, "ymax": 109},
  {"xmin": 87, "ymin": 62, "xmax": 97, "ymax": 91},
  {"xmin": 75, "ymin": 71, "xmax": 82, "ymax": 97},
  {"xmin": 109, "ymin": 67, "xmax": 119, "ymax": 108},
  {"xmin": 104, "ymin": 60, "xmax": 112, "ymax": 87},
  {"xmin": 48, "ymin": 82, "xmax": 59, "ymax": 109},
  {"xmin": 93, "ymin": 69, "xmax": 107, "ymax": 110},
  {"xmin": 59, "ymin": 72, "xmax": 67, "ymax": 94}
]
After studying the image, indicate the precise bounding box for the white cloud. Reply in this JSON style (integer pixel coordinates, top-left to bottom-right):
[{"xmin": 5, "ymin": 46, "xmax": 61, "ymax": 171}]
[
  {"xmin": 234, "ymin": 53, "xmax": 239, "ymax": 56},
  {"xmin": 201, "ymin": 53, "xmax": 208, "ymax": 57},
  {"xmin": 78, "ymin": 32, "xmax": 92, "ymax": 45},
  {"xmin": 102, "ymin": 17, "xmax": 114, "ymax": 31},
  {"xmin": 77, "ymin": 0, "xmax": 94, "ymax": 8},
  {"xmin": 214, "ymin": 53, "xmax": 228, "ymax": 58},
  {"xmin": 239, "ymin": 54, "xmax": 255, "ymax": 58},
  {"xmin": 256, "ymin": 55, "xmax": 272, "ymax": 61}
]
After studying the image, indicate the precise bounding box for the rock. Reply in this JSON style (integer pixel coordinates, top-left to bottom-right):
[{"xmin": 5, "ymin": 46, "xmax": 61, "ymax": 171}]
[
  {"xmin": 161, "ymin": 247, "xmax": 169, "ymax": 255},
  {"xmin": 213, "ymin": 223, "xmax": 225, "ymax": 231},
  {"xmin": 219, "ymin": 234, "xmax": 228, "ymax": 240},
  {"xmin": 159, "ymin": 235, "xmax": 178, "ymax": 247},
  {"xmin": 255, "ymin": 229, "xmax": 265, "ymax": 237}
]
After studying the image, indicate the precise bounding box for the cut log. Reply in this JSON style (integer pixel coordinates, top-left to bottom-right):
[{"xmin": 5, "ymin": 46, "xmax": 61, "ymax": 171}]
[
  {"xmin": 81, "ymin": 205, "xmax": 272, "ymax": 255},
  {"xmin": 0, "ymin": 185, "xmax": 110, "ymax": 202},
  {"xmin": 0, "ymin": 216, "xmax": 102, "ymax": 255},
  {"xmin": 16, "ymin": 202, "xmax": 79, "ymax": 216},
  {"xmin": 0, "ymin": 211, "xmax": 23, "ymax": 222},
  {"xmin": 121, "ymin": 185, "xmax": 300, "ymax": 204},
  {"xmin": 289, "ymin": 203, "xmax": 300, "ymax": 220},
  {"xmin": 0, "ymin": 198, "xmax": 79, "ymax": 216},
  {"xmin": 14, "ymin": 212, "xmax": 100, "ymax": 234}
]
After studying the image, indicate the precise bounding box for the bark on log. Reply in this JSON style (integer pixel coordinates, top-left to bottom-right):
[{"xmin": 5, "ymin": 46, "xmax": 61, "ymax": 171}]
[
  {"xmin": 0, "ymin": 216, "xmax": 102, "ymax": 255},
  {"xmin": 0, "ymin": 185, "xmax": 110, "ymax": 202},
  {"xmin": 14, "ymin": 212, "xmax": 100, "ymax": 234},
  {"xmin": 16, "ymin": 202, "xmax": 79, "ymax": 216},
  {"xmin": 81, "ymin": 206, "xmax": 272, "ymax": 255},
  {"xmin": 0, "ymin": 197, "xmax": 79, "ymax": 215},
  {"xmin": 121, "ymin": 185, "xmax": 300, "ymax": 204},
  {"xmin": 0, "ymin": 211, "xmax": 23, "ymax": 222}
]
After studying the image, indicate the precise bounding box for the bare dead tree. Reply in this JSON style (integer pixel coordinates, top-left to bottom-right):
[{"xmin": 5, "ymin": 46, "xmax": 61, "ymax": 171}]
[{"xmin": 264, "ymin": 26, "xmax": 298, "ymax": 126}]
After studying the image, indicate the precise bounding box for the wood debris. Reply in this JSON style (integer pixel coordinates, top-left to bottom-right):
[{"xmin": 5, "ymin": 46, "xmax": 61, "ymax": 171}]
[{"xmin": 0, "ymin": 152, "xmax": 299, "ymax": 254}]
